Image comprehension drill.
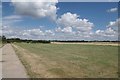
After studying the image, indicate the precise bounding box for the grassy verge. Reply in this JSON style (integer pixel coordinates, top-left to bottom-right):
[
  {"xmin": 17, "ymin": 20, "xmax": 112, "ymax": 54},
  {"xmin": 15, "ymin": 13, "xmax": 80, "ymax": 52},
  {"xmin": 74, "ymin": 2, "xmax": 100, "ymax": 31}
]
[
  {"xmin": 13, "ymin": 43, "xmax": 118, "ymax": 78},
  {"xmin": 0, "ymin": 41, "xmax": 7, "ymax": 48},
  {"xmin": 12, "ymin": 44, "xmax": 35, "ymax": 78},
  {"xmin": 0, "ymin": 41, "xmax": 2, "ymax": 47}
]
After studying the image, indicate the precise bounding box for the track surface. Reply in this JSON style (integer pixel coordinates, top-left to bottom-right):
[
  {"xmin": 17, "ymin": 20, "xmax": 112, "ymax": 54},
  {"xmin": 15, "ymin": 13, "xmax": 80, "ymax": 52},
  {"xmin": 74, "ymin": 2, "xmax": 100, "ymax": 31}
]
[{"xmin": 1, "ymin": 44, "xmax": 28, "ymax": 78}]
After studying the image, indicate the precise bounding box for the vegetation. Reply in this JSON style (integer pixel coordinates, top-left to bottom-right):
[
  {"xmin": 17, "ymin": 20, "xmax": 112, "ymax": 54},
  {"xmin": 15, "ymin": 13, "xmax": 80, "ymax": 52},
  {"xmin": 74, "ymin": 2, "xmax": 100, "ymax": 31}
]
[
  {"xmin": 7, "ymin": 38, "xmax": 51, "ymax": 43},
  {"xmin": 0, "ymin": 35, "xmax": 7, "ymax": 47},
  {"xmin": 0, "ymin": 36, "xmax": 1, "ymax": 46},
  {"xmin": 13, "ymin": 43, "xmax": 118, "ymax": 78},
  {"xmin": 0, "ymin": 36, "xmax": 119, "ymax": 44}
]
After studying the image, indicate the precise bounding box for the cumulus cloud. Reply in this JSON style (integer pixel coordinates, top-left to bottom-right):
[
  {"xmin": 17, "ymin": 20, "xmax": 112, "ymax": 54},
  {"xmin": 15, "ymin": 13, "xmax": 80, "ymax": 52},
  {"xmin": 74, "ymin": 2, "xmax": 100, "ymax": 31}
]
[
  {"xmin": 2, "ymin": 25, "xmax": 55, "ymax": 39},
  {"xmin": 95, "ymin": 28, "xmax": 117, "ymax": 37},
  {"xmin": 62, "ymin": 27, "xmax": 73, "ymax": 33},
  {"xmin": 56, "ymin": 27, "xmax": 73, "ymax": 33},
  {"xmin": 45, "ymin": 30, "xmax": 55, "ymax": 36},
  {"xmin": 107, "ymin": 7, "xmax": 118, "ymax": 13},
  {"xmin": 2, "ymin": 4, "xmax": 118, "ymax": 41},
  {"xmin": 107, "ymin": 18, "xmax": 120, "ymax": 28},
  {"xmin": 96, "ymin": 18, "xmax": 119, "ymax": 35},
  {"xmin": 1, "ymin": 26, "xmax": 16, "ymax": 37},
  {"xmin": 22, "ymin": 29, "xmax": 45, "ymax": 37},
  {"xmin": 2, "ymin": 24, "xmax": 118, "ymax": 40},
  {"xmin": 56, "ymin": 12, "xmax": 94, "ymax": 34},
  {"xmin": 106, "ymin": 18, "xmax": 120, "ymax": 36},
  {"xmin": 95, "ymin": 19, "xmax": 119, "ymax": 40},
  {"xmin": 11, "ymin": 0, "xmax": 58, "ymax": 20}
]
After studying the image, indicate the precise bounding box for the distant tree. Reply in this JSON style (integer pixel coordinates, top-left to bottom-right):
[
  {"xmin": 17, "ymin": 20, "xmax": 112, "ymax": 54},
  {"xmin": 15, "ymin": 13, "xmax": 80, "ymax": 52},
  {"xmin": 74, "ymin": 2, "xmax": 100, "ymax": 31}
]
[
  {"xmin": 1, "ymin": 35, "xmax": 7, "ymax": 43},
  {"xmin": 2, "ymin": 35, "xmax": 6, "ymax": 40}
]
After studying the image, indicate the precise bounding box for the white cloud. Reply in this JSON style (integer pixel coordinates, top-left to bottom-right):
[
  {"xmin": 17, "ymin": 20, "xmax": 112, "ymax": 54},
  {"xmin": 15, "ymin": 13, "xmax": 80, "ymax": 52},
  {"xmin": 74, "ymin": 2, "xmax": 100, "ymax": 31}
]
[
  {"xmin": 2, "ymin": 25, "xmax": 56, "ymax": 39},
  {"xmin": 2, "ymin": 24, "xmax": 118, "ymax": 41},
  {"xmin": 57, "ymin": 12, "xmax": 80, "ymax": 27},
  {"xmin": 2, "ymin": 15, "xmax": 23, "ymax": 26},
  {"xmin": 107, "ymin": 18, "xmax": 119, "ymax": 36},
  {"xmin": 62, "ymin": 27, "xmax": 73, "ymax": 33},
  {"xmin": 3, "ymin": 15, "xmax": 22, "ymax": 20},
  {"xmin": 22, "ymin": 29, "xmax": 45, "ymax": 36},
  {"xmin": 55, "ymin": 13, "xmax": 118, "ymax": 40},
  {"xmin": 11, "ymin": 0, "xmax": 58, "ymax": 20},
  {"xmin": 56, "ymin": 27, "xmax": 73, "ymax": 33},
  {"xmin": 1, "ymin": 1, "xmax": 119, "ymax": 41},
  {"xmin": 11, "ymin": 0, "xmax": 58, "ymax": 2},
  {"xmin": 107, "ymin": 7, "xmax": 118, "ymax": 13},
  {"xmin": 1, "ymin": 26, "xmax": 17, "ymax": 37},
  {"xmin": 107, "ymin": 18, "xmax": 120, "ymax": 28},
  {"xmin": 95, "ymin": 28, "xmax": 117, "ymax": 37},
  {"xmin": 54, "ymin": 12, "xmax": 96, "ymax": 40},
  {"xmin": 56, "ymin": 12, "xmax": 94, "ymax": 35},
  {"xmin": 45, "ymin": 30, "xmax": 55, "ymax": 35},
  {"xmin": 94, "ymin": 19, "xmax": 119, "ymax": 40}
]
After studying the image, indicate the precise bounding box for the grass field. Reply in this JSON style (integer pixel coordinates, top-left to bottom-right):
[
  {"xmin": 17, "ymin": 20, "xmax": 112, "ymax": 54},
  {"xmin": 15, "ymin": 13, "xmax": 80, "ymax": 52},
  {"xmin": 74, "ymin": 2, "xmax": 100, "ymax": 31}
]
[
  {"xmin": 0, "ymin": 41, "xmax": 2, "ymax": 47},
  {"xmin": 13, "ymin": 43, "xmax": 118, "ymax": 78}
]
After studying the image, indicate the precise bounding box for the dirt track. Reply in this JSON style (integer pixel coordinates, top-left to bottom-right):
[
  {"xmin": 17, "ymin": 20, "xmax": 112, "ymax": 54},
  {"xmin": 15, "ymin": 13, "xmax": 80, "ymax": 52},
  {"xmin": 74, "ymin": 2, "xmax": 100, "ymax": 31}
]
[{"xmin": 2, "ymin": 44, "xmax": 28, "ymax": 78}]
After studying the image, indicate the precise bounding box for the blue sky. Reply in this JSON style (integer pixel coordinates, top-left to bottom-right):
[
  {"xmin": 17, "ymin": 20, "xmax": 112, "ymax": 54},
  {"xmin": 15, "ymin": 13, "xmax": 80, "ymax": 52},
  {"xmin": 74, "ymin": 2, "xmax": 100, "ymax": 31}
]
[
  {"xmin": 2, "ymin": 2, "xmax": 119, "ymax": 40},
  {"xmin": 57, "ymin": 2, "xmax": 118, "ymax": 30}
]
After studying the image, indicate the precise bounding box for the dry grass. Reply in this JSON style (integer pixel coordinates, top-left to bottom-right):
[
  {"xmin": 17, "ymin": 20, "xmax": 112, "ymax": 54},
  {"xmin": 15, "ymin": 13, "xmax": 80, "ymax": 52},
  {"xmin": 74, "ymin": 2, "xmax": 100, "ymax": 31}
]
[
  {"xmin": 51, "ymin": 42, "xmax": 119, "ymax": 46},
  {"xmin": 12, "ymin": 43, "xmax": 118, "ymax": 78},
  {"xmin": 12, "ymin": 44, "xmax": 60, "ymax": 78}
]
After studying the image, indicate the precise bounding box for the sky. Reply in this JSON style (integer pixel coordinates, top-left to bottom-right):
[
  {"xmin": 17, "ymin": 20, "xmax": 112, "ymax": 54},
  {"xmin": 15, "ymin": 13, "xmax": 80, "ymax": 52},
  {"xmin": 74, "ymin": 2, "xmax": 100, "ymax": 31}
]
[{"xmin": 1, "ymin": 1, "xmax": 119, "ymax": 41}]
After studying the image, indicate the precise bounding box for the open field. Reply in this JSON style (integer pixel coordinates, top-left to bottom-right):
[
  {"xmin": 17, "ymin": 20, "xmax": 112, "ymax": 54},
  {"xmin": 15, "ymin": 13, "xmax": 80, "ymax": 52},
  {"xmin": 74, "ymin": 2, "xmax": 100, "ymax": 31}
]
[
  {"xmin": 51, "ymin": 42, "xmax": 119, "ymax": 46},
  {"xmin": 0, "ymin": 41, "xmax": 2, "ymax": 47},
  {"xmin": 12, "ymin": 43, "xmax": 118, "ymax": 78}
]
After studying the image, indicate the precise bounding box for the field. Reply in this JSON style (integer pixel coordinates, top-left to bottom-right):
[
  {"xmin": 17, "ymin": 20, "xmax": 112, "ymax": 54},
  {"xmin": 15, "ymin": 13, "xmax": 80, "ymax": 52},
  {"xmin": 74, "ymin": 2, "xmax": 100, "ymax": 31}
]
[
  {"xmin": 12, "ymin": 43, "xmax": 118, "ymax": 78},
  {"xmin": 0, "ymin": 40, "xmax": 2, "ymax": 47}
]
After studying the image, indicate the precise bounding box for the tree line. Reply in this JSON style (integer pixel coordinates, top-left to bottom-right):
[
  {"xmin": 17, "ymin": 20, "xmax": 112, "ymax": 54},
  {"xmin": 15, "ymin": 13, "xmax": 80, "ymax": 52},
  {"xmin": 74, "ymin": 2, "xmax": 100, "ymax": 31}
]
[
  {"xmin": 0, "ymin": 36, "xmax": 51, "ymax": 43},
  {"xmin": 0, "ymin": 36, "xmax": 119, "ymax": 44}
]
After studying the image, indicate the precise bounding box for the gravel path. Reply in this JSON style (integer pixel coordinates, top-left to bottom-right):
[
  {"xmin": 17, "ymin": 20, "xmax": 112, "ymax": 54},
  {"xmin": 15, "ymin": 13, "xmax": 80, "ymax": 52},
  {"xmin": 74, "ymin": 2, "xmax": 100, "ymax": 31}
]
[{"xmin": 2, "ymin": 44, "xmax": 28, "ymax": 78}]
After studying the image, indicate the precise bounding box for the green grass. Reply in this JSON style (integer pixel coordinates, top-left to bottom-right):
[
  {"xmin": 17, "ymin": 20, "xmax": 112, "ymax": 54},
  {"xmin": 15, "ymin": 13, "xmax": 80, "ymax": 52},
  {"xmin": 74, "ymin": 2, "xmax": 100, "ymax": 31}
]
[
  {"xmin": 0, "ymin": 40, "xmax": 2, "ymax": 47},
  {"xmin": 14, "ymin": 43, "xmax": 118, "ymax": 78}
]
